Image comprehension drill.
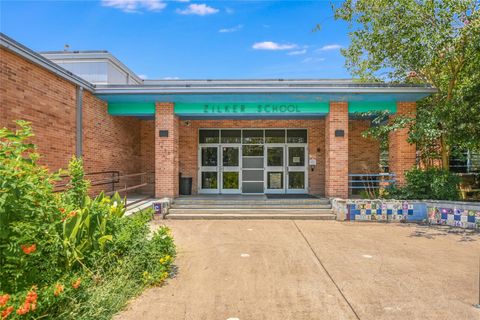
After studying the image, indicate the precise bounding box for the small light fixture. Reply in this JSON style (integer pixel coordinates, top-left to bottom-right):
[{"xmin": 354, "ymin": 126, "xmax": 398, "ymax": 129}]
[
  {"xmin": 184, "ymin": 120, "xmax": 191, "ymax": 126},
  {"xmin": 309, "ymin": 158, "xmax": 317, "ymax": 172}
]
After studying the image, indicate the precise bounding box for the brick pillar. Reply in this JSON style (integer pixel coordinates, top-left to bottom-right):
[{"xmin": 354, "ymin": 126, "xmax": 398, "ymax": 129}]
[
  {"xmin": 325, "ymin": 102, "xmax": 349, "ymax": 198},
  {"xmin": 155, "ymin": 102, "xmax": 179, "ymax": 198},
  {"xmin": 389, "ymin": 102, "xmax": 417, "ymax": 185}
]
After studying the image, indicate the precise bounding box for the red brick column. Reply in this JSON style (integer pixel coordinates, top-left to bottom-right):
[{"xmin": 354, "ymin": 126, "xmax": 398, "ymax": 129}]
[
  {"xmin": 389, "ymin": 102, "xmax": 417, "ymax": 185},
  {"xmin": 325, "ymin": 102, "xmax": 349, "ymax": 198},
  {"xmin": 155, "ymin": 102, "xmax": 179, "ymax": 198}
]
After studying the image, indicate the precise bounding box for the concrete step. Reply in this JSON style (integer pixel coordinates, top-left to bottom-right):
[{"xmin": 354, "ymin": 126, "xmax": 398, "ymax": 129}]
[
  {"xmin": 167, "ymin": 212, "xmax": 336, "ymax": 220},
  {"xmin": 125, "ymin": 199, "xmax": 155, "ymax": 216},
  {"xmin": 172, "ymin": 199, "xmax": 330, "ymax": 206},
  {"xmin": 169, "ymin": 208, "xmax": 334, "ymax": 215},
  {"xmin": 171, "ymin": 204, "xmax": 332, "ymax": 209}
]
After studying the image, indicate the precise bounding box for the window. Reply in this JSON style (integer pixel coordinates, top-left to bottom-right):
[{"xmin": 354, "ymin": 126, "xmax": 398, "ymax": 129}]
[
  {"xmin": 242, "ymin": 145, "xmax": 264, "ymax": 157},
  {"xmin": 199, "ymin": 130, "xmax": 219, "ymax": 144},
  {"xmin": 287, "ymin": 129, "xmax": 307, "ymax": 143},
  {"xmin": 450, "ymin": 150, "xmax": 480, "ymax": 173},
  {"xmin": 242, "ymin": 130, "xmax": 264, "ymax": 144},
  {"xmin": 221, "ymin": 130, "xmax": 241, "ymax": 143},
  {"xmin": 265, "ymin": 129, "xmax": 285, "ymax": 143}
]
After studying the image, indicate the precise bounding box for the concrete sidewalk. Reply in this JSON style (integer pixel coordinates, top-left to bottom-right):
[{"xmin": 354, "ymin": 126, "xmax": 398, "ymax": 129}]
[{"xmin": 114, "ymin": 220, "xmax": 480, "ymax": 320}]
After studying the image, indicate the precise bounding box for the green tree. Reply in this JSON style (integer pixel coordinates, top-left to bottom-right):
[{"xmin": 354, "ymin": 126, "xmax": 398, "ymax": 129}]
[{"xmin": 333, "ymin": 0, "xmax": 480, "ymax": 169}]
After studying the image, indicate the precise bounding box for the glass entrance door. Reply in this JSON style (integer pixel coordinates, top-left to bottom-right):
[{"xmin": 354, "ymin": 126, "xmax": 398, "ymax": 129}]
[
  {"xmin": 199, "ymin": 146, "xmax": 219, "ymax": 193},
  {"xmin": 198, "ymin": 129, "xmax": 308, "ymax": 195},
  {"xmin": 242, "ymin": 144, "xmax": 264, "ymax": 194},
  {"xmin": 221, "ymin": 145, "xmax": 241, "ymax": 193},
  {"xmin": 265, "ymin": 145, "xmax": 285, "ymax": 193},
  {"xmin": 286, "ymin": 146, "xmax": 308, "ymax": 193}
]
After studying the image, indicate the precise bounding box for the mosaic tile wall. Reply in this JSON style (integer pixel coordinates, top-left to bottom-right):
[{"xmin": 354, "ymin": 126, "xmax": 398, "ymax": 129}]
[
  {"xmin": 428, "ymin": 207, "xmax": 480, "ymax": 229},
  {"xmin": 344, "ymin": 199, "xmax": 480, "ymax": 229},
  {"xmin": 347, "ymin": 200, "xmax": 426, "ymax": 222}
]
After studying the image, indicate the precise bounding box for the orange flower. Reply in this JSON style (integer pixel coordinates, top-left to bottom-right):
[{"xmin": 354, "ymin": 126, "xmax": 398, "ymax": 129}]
[
  {"xmin": 1, "ymin": 306, "xmax": 14, "ymax": 319},
  {"xmin": 0, "ymin": 294, "xmax": 9, "ymax": 307},
  {"xmin": 72, "ymin": 278, "xmax": 81, "ymax": 289},
  {"xmin": 25, "ymin": 289, "xmax": 37, "ymax": 304},
  {"xmin": 59, "ymin": 208, "xmax": 66, "ymax": 214},
  {"xmin": 16, "ymin": 287, "xmax": 37, "ymax": 316},
  {"xmin": 54, "ymin": 283, "xmax": 64, "ymax": 297},
  {"xmin": 20, "ymin": 244, "xmax": 36, "ymax": 255},
  {"xmin": 16, "ymin": 305, "xmax": 28, "ymax": 315},
  {"xmin": 62, "ymin": 210, "xmax": 77, "ymax": 222}
]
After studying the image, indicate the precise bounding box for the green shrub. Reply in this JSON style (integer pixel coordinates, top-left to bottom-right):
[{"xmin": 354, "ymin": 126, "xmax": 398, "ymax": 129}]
[
  {"xmin": 0, "ymin": 121, "xmax": 64, "ymax": 292},
  {"xmin": 0, "ymin": 121, "xmax": 176, "ymax": 319},
  {"xmin": 63, "ymin": 157, "xmax": 89, "ymax": 208},
  {"xmin": 387, "ymin": 168, "xmax": 460, "ymax": 200}
]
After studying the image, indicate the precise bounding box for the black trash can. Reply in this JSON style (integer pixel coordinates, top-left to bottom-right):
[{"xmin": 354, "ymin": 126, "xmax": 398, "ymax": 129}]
[{"xmin": 180, "ymin": 177, "xmax": 192, "ymax": 195}]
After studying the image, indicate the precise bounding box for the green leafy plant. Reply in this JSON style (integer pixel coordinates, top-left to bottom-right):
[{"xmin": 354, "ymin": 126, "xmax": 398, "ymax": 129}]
[
  {"xmin": 331, "ymin": 0, "xmax": 480, "ymax": 169},
  {"xmin": 0, "ymin": 122, "xmax": 176, "ymax": 319},
  {"xmin": 0, "ymin": 121, "xmax": 64, "ymax": 292},
  {"xmin": 387, "ymin": 168, "xmax": 460, "ymax": 200},
  {"xmin": 63, "ymin": 157, "xmax": 90, "ymax": 208}
]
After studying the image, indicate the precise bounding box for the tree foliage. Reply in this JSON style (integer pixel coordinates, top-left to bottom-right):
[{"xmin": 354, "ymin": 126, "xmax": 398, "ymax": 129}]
[{"xmin": 333, "ymin": 0, "xmax": 480, "ymax": 168}]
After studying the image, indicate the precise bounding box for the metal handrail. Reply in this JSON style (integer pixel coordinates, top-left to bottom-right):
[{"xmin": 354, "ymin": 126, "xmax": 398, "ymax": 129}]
[
  {"xmin": 55, "ymin": 171, "xmax": 120, "ymax": 191},
  {"xmin": 348, "ymin": 173, "xmax": 396, "ymax": 191},
  {"xmin": 54, "ymin": 171, "xmax": 154, "ymax": 196}
]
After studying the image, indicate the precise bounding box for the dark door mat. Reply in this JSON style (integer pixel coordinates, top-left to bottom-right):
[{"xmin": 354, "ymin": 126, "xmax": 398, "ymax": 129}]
[{"xmin": 266, "ymin": 194, "xmax": 319, "ymax": 199}]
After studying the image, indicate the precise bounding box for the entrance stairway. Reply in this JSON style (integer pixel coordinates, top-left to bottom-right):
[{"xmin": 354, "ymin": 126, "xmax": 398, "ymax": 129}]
[{"xmin": 166, "ymin": 197, "xmax": 335, "ymax": 220}]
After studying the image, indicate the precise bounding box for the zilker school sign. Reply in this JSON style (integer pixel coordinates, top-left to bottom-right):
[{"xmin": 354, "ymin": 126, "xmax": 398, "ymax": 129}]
[
  {"xmin": 106, "ymin": 101, "xmax": 396, "ymax": 116},
  {"xmin": 174, "ymin": 102, "xmax": 330, "ymax": 115}
]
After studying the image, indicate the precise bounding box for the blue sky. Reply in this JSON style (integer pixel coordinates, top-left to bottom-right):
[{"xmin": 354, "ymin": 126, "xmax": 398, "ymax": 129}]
[{"xmin": 1, "ymin": 0, "xmax": 351, "ymax": 79}]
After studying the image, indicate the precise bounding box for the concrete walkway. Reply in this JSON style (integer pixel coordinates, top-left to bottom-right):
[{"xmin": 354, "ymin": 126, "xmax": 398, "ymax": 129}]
[{"xmin": 115, "ymin": 220, "xmax": 480, "ymax": 320}]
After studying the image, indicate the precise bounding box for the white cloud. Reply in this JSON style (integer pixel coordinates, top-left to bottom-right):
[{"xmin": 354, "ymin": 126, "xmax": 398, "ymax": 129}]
[
  {"xmin": 317, "ymin": 44, "xmax": 342, "ymax": 51},
  {"xmin": 101, "ymin": 0, "xmax": 166, "ymax": 13},
  {"xmin": 252, "ymin": 41, "xmax": 297, "ymax": 51},
  {"xmin": 287, "ymin": 49, "xmax": 307, "ymax": 55},
  {"xmin": 219, "ymin": 24, "xmax": 243, "ymax": 33},
  {"xmin": 163, "ymin": 77, "xmax": 180, "ymax": 80},
  {"xmin": 301, "ymin": 57, "xmax": 325, "ymax": 63},
  {"xmin": 225, "ymin": 7, "xmax": 234, "ymax": 14},
  {"xmin": 177, "ymin": 3, "xmax": 219, "ymax": 15},
  {"xmin": 137, "ymin": 74, "xmax": 148, "ymax": 79}
]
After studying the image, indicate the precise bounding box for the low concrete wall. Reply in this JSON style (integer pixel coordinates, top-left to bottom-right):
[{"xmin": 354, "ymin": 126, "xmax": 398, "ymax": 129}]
[
  {"xmin": 426, "ymin": 201, "xmax": 480, "ymax": 229},
  {"xmin": 332, "ymin": 198, "xmax": 480, "ymax": 229}
]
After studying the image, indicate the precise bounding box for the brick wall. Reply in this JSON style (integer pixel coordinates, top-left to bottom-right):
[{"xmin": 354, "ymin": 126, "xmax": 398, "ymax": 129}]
[
  {"xmin": 178, "ymin": 119, "xmax": 326, "ymax": 195},
  {"xmin": 140, "ymin": 120, "xmax": 155, "ymax": 194},
  {"xmin": 82, "ymin": 92, "xmax": 142, "ymax": 193},
  {"xmin": 389, "ymin": 102, "xmax": 417, "ymax": 185},
  {"xmin": 155, "ymin": 103, "xmax": 179, "ymax": 198},
  {"xmin": 0, "ymin": 47, "xmax": 143, "ymax": 194},
  {"xmin": 349, "ymin": 119, "xmax": 380, "ymax": 173},
  {"xmin": 325, "ymin": 102, "xmax": 349, "ymax": 198},
  {"xmin": 1, "ymin": 48, "xmax": 76, "ymax": 171}
]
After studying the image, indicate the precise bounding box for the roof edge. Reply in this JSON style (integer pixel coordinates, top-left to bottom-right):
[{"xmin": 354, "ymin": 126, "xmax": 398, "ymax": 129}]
[
  {"xmin": 94, "ymin": 84, "xmax": 437, "ymax": 95},
  {"xmin": 0, "ymin": 33, "xmax": 95, "ymax": 91},
  {"xmin": 41, "ymin": 51, "xmax": 143, "ymax": 84}
]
